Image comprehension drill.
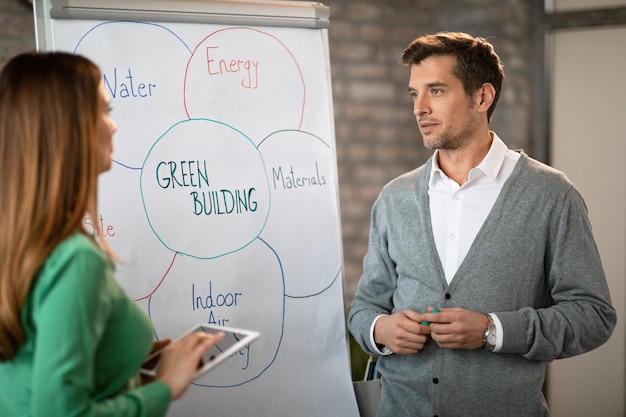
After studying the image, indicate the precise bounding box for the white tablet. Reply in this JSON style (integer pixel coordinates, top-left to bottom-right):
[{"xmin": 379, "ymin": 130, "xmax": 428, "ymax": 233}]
[{"xmin": 141, "ymin": 323, "xmax": 260, "ymax": 379}]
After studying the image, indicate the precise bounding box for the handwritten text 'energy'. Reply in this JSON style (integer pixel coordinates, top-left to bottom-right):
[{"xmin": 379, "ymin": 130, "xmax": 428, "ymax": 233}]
[{"xmin": 206, "ymin": 46, "xmax": 259, "ymax": 89}]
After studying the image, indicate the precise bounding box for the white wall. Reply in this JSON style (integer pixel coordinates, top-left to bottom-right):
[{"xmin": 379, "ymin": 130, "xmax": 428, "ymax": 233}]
[{"xmin": 548, "ymin": 26, "xmax": 626, "ymax": 417}]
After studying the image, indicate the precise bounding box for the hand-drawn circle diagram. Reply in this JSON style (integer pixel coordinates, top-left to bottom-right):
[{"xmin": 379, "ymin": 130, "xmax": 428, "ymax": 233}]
[
  {"xmin": 72, "ymin": 21, "xmax": 195, "ymax": 300},
  {"xmin": 68, "ymin": 20, "xmax": 338, "ymax": 389},
  {"xmin": 73, "ymin": 21, "xmax": 193, "ymax": 168},
  {"xmin": 148, "ymin": 237, "xmax": 285, "ymax": 388},
  {"xmin": 183, "ymin": 27, "xmax": 306, "ymax": 143},
  {"xmin": 258, "ymin": 130, "xmax": 342, "ymax": 298},
  {"xmin": 140, "ymin": 118, "xmax": 271, "ymax": 259}
]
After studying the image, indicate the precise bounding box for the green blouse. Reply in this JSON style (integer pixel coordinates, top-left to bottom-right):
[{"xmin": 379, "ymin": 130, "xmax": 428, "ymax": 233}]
[{"xmin": 0, "ymin": 233, "xmax": 171, "ymax": 417}]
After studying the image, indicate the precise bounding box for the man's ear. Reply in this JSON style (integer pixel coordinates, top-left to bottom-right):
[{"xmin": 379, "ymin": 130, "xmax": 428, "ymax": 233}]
[{"xmin": 475, "ymin": 83, "xmax": 496, "ymax": 113}]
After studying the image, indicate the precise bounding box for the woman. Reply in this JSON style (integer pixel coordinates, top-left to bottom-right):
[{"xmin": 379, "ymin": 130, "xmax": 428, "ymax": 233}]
[{"xmin": 0, "ymin": 52, "xmax": 222, "ymax": 416}]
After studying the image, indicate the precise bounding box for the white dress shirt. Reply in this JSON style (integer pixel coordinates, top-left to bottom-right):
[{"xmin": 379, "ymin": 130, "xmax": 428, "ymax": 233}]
[{"xmin": 429, "ymin": 133, "xmax": 520, "ymax": 284}]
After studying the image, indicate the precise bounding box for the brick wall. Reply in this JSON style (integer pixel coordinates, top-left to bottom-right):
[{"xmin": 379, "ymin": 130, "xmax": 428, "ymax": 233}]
[
  {"xmin": 0, "ymin": 0, "xmax": 536, "ymax": 307},
  {"xmin": 0, "ymin": 0, "xmax": 35, "ymax": 67},
  {"xmin": 325, "ymin": 0, "xmax": 535, "ymax": 305}
]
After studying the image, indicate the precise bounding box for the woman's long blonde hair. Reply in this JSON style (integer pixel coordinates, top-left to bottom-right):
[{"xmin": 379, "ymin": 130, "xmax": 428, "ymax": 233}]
[{"xmin": 0, "ymin": 52, "xmax": 108, "ymax": 361}]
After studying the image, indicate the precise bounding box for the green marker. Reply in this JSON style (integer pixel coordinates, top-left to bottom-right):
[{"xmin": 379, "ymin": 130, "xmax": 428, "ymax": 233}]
[{"xmin": 421, "ymin": 308, "xmax": 440, "ymax": 325}]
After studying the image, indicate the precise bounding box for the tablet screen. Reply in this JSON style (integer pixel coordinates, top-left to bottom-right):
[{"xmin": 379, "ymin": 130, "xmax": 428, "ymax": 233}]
[
  {"xmin": 192, "ymin": 324, "xmax": 260, "ymax": 378},
  {"xmin": 140, "ymin": 323, "xmax": 260, "ymax": 379}
]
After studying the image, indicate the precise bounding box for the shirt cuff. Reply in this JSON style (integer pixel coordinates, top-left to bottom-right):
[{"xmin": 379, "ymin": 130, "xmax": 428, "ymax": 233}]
[
  {"xmin": 369, "ymin": 315, "xmax": 393, "ymax": 355},
  {"xmin": 488, "ymin": 313, "xmax": 504, "ymax": 352}
]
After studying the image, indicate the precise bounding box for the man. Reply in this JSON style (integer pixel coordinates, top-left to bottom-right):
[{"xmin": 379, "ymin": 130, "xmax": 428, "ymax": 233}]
[{"xmin": 347, "ymin": 32, "xmax": 616, "ymax": 417}]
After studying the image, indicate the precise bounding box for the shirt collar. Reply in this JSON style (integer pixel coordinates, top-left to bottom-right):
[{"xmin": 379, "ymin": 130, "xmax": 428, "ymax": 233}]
[
  {"xmin": 429, "ymin": 132, "xmax": 508, "ymax": 185},
  {"xmin": 474, "ymin": 132, "xmax": 508, "ymax": 181}
]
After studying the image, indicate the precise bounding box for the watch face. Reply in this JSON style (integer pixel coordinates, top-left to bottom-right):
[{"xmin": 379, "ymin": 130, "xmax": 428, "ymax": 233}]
[{"xmin": 487, "ymin": 325, "xmax": 497, "ymax": 345}]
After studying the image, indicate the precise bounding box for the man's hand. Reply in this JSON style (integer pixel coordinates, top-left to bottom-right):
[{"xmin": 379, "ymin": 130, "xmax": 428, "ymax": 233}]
[
  {"xmin": 374, "ymin": 309, "xmax": 431, "ymax": 354},
  {"xmin": 421, "ymin": 307, "xmax": 489, "ymax": 350}
]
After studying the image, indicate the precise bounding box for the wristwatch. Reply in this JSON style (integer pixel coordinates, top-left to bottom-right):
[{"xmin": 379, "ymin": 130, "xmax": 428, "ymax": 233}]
[{"xmin": 483, "ymin": 314, "xmax": 497, "ymax": 351}]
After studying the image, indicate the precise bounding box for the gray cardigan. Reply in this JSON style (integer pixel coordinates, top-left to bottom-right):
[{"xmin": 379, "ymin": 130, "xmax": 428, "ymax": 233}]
[{"xmin": 348, "ymin": 152, "xmax": 616, "ymax": 417}]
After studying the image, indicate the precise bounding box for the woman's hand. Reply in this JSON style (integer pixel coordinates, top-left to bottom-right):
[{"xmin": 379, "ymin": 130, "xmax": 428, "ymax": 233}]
[
  {"xmin": 155, "ymin": 331, "xmax": 224, "ymax": 400},
  {"xmin": 140, "ymin": 339, "xmax": 171, "ymax": 385}
]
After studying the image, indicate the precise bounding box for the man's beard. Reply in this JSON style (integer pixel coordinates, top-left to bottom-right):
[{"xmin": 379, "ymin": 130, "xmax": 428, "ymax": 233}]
[{"xmin": 422, "ymin": 129, "xmax": 470, "ymax": 150}]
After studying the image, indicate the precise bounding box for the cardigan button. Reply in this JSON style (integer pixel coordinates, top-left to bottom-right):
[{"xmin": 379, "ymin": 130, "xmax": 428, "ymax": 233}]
[
  {"xmin": 432, "ymin": 378, "xmax": 439, "ymax": 384},
  {"xmin": 445, "ymin": 293, "xmax": 451, "ymax": 299}
]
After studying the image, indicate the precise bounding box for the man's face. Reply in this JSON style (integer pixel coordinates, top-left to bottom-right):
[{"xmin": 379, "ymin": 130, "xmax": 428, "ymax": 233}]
[{"xmin": 408, "ymin": 54, "xmax": 482, "ymax": 150}]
